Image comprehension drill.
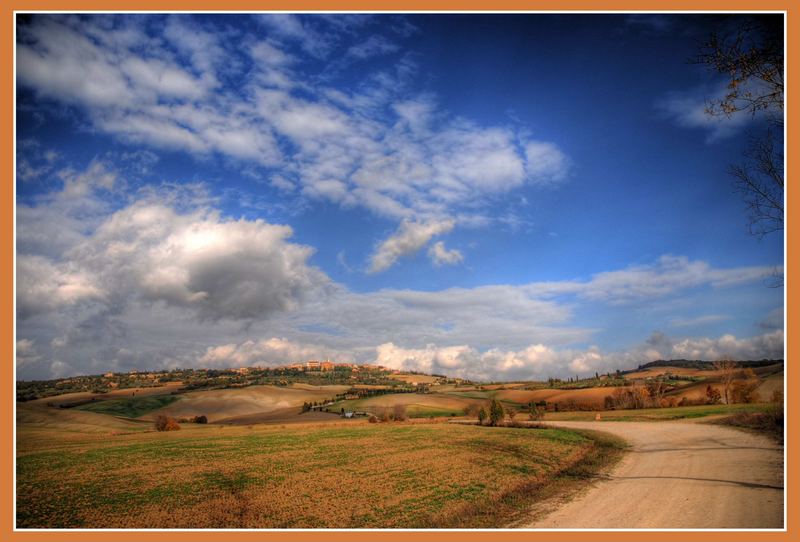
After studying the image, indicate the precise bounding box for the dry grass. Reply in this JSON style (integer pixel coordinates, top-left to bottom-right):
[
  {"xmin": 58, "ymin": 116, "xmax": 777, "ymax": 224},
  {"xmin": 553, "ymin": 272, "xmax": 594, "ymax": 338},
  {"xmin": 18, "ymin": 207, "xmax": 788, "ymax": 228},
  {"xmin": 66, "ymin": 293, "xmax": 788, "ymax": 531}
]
[
  {"xmin": 17, "ymin": 414, "xmax": 601, "ymax": 528},
  {"xmin": 493, "ymin": 388, "xmax": 610, "ymax": 407},
  {"xmin": 387, "ymin": 374, "xmax": 440, "ymax": 384},
  {"xmin": 710, "ymin": 408, "xmax": 784, "ymax": 443},
  {"xmin": 149, "ymin": 384, "xmax": 350, "ymax": 422},
  {"xmin": 27, "ymin": 382, "xmax": 184, "ymax": 408}
]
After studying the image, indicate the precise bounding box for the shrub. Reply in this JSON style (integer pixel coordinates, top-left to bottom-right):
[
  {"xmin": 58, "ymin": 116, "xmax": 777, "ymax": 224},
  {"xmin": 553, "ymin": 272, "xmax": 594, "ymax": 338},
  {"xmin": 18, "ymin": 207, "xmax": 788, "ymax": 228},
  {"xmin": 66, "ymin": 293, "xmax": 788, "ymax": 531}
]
[
  {"xmin": 489, "ymin": 399, "xmax": 505, "ymax": 426},
  {"xmin": 678, "ymin": 396, "xmax": 705, "ymax": 407},
  {"xmin": 393, "ymin": 404, "xmax": 407, "ymax": 422},
  {"xmin": 463, "ymin": 403, "xmax": 482, "ymax": 417},
  {"xmin": 731, "ymin": 369, "xmax": 760, "ymax": 403},
  {"xmin": 193, "ymin": 415, "xmax": 208, "ymax": 424},
  {"xmin": 657, "ymin": 396, "xmax": 678, "ymax": 408},
  {"xmin": 529, "ymin": 403, "xmax": 544, "ymax": 421},
  {"xmin": 155, "ymin": 414, "xmax": 180, "ymax": 431},
  {"xmin": 477, "ymin": 407, "xmax": 487, "ymax": 425},
  {"xmin": 368, "ymin": 415, "xmax": 378, "ymax": 423},
  {"xmin": 603, "ymin": 395, "xmax": 615, "ymax": 410},
  {"xmin": 705, "ymin": 385, "xmax": 722, "ymax": 405}
]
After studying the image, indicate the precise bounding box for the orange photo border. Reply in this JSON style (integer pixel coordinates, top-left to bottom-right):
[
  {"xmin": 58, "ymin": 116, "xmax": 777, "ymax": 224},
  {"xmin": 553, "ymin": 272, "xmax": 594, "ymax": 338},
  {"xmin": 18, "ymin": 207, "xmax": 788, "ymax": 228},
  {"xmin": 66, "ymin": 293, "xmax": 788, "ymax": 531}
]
[{"xmin": 2, "ymin": 2, "xmax": 795, "ymax": 541}]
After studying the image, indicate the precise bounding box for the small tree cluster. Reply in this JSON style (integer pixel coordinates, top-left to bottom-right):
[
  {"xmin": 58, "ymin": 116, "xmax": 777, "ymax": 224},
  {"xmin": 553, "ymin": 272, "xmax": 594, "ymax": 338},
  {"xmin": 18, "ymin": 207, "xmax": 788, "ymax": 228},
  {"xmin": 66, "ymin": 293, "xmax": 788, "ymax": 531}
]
[
  {"xmin": 393, "ymin": 404, "xmax": 408, "ymax": 421},
  {"xmin": 489, "ymin": 399, "xmax": 505, "ymax": 426},
  {"xmin": 154, "ymin": 414, "xmax": 180, "ymax": 431},
  {"xmin": 528, "ymin": 403, "xmax": 544, "ymax": 421},
  {"xmin": 193, "ymin": 415, "xmax": 208, "ymax": 424},
  {"xmin": 731, "ymin": 368, "xmax": 761, "ymax": 403},
  {"xmin": 705, "ymin": 385, "xmax": 722, "ymax": 405}
]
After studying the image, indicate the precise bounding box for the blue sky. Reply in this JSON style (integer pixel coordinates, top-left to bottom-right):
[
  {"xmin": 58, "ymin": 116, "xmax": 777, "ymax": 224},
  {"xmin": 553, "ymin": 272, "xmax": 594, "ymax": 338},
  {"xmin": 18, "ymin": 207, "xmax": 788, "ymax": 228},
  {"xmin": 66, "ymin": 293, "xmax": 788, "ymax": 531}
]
[{"xmin": 15, "ymin": 13, "xmax": 783, "ymax": 381}]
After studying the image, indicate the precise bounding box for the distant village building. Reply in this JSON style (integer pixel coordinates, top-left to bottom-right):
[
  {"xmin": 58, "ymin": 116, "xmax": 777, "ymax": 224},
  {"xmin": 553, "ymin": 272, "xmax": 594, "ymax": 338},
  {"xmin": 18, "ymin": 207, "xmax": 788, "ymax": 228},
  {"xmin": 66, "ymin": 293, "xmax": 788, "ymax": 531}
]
[
  {"xmin": 103, "ymin": 372, "xmax": 114, "ymax": 378},
  {"xmin": 320, "ymin": 361, "xmax": 334, "ymax": 371}
]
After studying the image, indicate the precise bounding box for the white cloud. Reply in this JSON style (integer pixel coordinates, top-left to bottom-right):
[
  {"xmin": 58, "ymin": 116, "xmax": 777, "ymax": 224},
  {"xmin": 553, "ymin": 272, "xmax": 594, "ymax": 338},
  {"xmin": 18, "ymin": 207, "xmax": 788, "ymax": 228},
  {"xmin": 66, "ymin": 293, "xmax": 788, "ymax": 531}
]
[
  {"xmin": 16, "ymin": 255, "xmax": 105, "ymax": 319},
  {"xmin": 256, "ymin": 14, "xmax": 333, "ymax": 59},
  {"xmin": 347, "ymin": 35, "xmax": 399, "ymax": 59},
  {"xmin": 527, "ymin": 255, "xmax": 777, "ymax": 304},
  {"xmin": 657, "ymin": 84, "xmax": 756, "ymax": 142},
  {"xmin": 670, "ymin": 314, "xmax": 729, "ymax": 327},
  {"xmin": 15, "ymin": 167, "xmax": 779, "ymax": 380},
  {"xmin": 368, "ymin": 219, "xmax": 455, "ymax": 273},
  {"xmin": 67, "ymin": 201, "xmax": 328, "ymax": 321},
  {"xmin": 372, "ymin": 329, "xmax": 784, "ymax": 382},
  {"xmin": 17, "ymin": 15, "xmax": 571, "ymax": 229},
  {"xmin": 16, "ymin": 339, "xmax": 41, "ymax": 370},
  {"xmin": 199, "ymin": 337, "xmax": 346, "ymax": 368},
  {"xmin": 427, "ymin": 241, "xmax": 463, "ymax": 267},
  {"xmin": 524, "ymin": 141, "xmax": 570, "ymax": 184}
]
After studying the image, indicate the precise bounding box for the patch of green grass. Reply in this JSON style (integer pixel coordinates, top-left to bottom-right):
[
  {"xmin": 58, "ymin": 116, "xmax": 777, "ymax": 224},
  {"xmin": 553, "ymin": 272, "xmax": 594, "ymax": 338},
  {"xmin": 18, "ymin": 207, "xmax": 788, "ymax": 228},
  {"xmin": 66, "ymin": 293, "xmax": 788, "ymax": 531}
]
[
  {"xmin": 75, "ymin": 395, "xmax": 179, "ymax": 418},
  {"xmin": 544, "ymin": 403, "xmax": 770, "ymax": 422}
]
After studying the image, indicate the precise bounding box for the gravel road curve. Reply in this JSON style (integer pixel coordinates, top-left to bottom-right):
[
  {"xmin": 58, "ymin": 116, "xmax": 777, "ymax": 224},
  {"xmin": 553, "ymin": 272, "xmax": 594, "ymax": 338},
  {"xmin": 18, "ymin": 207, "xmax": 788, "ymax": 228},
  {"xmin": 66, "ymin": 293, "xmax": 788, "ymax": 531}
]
[{"xmin": 523, "ymin": 421, "xmax": 784, "ymax": 529}]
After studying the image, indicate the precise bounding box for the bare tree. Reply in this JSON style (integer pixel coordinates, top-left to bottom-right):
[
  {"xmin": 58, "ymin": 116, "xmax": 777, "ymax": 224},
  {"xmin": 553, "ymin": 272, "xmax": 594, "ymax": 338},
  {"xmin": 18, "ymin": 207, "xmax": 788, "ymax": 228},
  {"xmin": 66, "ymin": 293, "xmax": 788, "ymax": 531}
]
[
  {"xmin": 712, "ymin": 357, "xmax": 739, "ymax": 404},
  {"xmin": 695, "ymin": 17, "xmax": 784, "ymax": 281},
  {"xmin": 728, "ymin": 131, "xmax": 783, "ymax": 240},
  {"xmin": 695, "ymin": 18, "xmax": 783, "ymax": 124}
]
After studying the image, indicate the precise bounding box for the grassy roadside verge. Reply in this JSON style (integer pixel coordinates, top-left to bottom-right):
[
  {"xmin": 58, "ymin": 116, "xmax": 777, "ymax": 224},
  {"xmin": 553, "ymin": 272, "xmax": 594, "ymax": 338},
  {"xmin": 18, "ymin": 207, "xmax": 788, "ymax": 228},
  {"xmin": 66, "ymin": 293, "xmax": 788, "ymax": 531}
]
[
  {"xmin": 543, "ymin": 403, "xmax": 771, "ymax": 422},
  {"xmin": 706, "ymin": 408, "xmax": 784, "ymax": 444},
  {"xmin": 424, "ymin": 427, "xmax": 628, "ymax": 528}
]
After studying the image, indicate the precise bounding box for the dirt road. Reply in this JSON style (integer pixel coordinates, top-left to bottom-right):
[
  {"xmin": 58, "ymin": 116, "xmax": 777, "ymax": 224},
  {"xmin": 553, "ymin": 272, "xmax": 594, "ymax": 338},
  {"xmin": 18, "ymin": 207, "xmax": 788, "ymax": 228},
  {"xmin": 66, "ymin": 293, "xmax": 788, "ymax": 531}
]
[{"xmin": 524, "ymin": 421, "xmax": 784, "ymax": 529}]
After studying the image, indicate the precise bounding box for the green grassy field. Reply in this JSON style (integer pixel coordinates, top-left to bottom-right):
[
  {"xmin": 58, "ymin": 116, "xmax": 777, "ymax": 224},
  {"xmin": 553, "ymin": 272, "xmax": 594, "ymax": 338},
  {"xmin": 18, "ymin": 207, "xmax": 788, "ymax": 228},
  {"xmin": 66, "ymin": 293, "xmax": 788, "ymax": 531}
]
[
  {"xmin": 16, "ymin": 419, "xmax": 622, "ymax": 528},
  {"xmin": 75, "ymin": 395, "xmax": 180, "ymax": 418},
  {"xmin": 543, "ymin": 403, "xmax": 771, "ymax": 422}
]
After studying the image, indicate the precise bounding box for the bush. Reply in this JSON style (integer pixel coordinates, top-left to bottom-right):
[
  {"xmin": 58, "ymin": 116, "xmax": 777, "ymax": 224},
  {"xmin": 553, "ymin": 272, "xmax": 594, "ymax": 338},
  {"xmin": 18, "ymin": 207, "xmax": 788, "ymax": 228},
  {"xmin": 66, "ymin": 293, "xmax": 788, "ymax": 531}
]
[
  {"xmin": 731, "ymin": 370, "xmax": 760, "ymax": 403},
  {"xmin": 463, "ymin": 403, "xmax": 482, "ymax": 418},
  {"xmin": 529, "ymin": 403, "xmax": 544, "ymax": 421},
  {"xmin": 193, "ymin": 415, "xmax": 208, "ymax": 424},
  {"xmin": 393, "ymin": 404, "xmax": 407, "ymax": 422},
  {"xmin": 477, "ymin": 407, "xmax": 487, "ymax": 425},
  {"xmin": 154, "ymin": 414, "xmax": 180, "ymax": 431},
  {"xmin": 368, "ymin": 415, "xmax": 378, "ymax": 423},
  {"xmin": 705, "ymin": 385, "xmax": 722, "ymax": 405},
  {"xmin": 489, "ymin": 399, "xmax": 505, "ymax": 426},
  {"xmin": 678, "ymin": 396, "xmax": 705, "ymax": 407}
]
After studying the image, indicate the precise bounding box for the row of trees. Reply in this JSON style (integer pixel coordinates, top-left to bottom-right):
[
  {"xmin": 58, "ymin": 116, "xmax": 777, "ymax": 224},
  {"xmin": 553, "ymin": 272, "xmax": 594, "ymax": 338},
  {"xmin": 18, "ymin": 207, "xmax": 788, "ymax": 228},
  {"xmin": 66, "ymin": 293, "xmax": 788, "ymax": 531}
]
[
  {"xmin": 368, "ymin": 404, "xmax": 408, "ymax": 422},
  {"xmin": 604, "ymin": 360, "xmax": 763, "ymax": 410},
  {"xmin": 471, "ymin": 400, "xmax": 544, "ymax": 426}
]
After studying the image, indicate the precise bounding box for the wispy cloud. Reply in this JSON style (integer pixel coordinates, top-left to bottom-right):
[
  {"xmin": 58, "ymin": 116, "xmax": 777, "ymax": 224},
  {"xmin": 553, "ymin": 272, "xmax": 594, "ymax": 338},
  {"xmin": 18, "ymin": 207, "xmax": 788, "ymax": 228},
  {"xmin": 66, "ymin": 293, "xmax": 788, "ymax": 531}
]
[
  {"xmin": 657, "ymin": 84, "xmax": 757, "ymax": 142},
  {"xmin": 17, "ymin": 15, "xmax": 571, "ymax": 232},
  {"xmin": 368, "ymin": 219, "xmax": 455, "ymax": 273},
  {"xmin": 669, "ymin": 314, "xmax": 729, "ymax": 327},
  {"xmin": 427, "ymin": 241, "xmax": 463, "ymax": 267}
]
